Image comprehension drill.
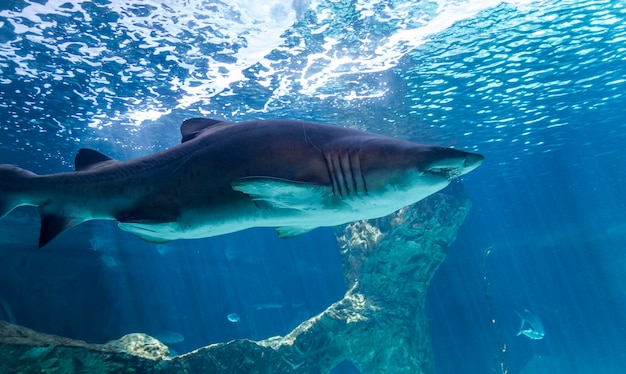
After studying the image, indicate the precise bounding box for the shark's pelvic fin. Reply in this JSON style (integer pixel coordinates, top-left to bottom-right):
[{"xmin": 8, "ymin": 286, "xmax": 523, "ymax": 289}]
[
  {"xmin": 180, "ymin": 118, "xmax": 226, "ymax": 143},
  {"xmin": 231, "ymin": 177, "xmax": 332, "ymax": 210},
  {"xmin": 74, "ymin": 148, "xmax": 117, "ymax": 171},
  {"xmin": 130, "ymin": 231, "xmax": 173, "ymax": 244},
  {"xmin": 276, "ymin": 226, "xmax": 317, "ymax": 238}
]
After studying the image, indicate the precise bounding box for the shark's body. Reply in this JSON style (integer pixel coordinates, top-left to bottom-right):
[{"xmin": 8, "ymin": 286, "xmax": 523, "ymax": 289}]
[{"xmin": 0, "ymin": 118, "xmax": 483, "ymax": 248}]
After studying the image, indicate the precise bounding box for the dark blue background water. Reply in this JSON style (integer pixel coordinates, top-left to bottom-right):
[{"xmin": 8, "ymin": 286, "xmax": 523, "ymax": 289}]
[{"xmin": 1, "ymin": 0, "xmax": 625, "ymax": 373}]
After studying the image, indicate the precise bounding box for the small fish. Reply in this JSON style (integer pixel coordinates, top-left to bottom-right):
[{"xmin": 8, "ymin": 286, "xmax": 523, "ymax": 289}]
[
  {"xmin": 227, "ymin": 313, "xmax": 240, "ymax": 323},
  {"xmin": 515, "ymin": 308, "xmax": 545, "ymax": 340}
]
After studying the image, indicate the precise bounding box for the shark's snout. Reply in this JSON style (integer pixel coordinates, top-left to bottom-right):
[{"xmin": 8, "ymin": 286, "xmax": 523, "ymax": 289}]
[{"xmin": 464, "ymin": 152, "xmax": 484, "ymax": 172}]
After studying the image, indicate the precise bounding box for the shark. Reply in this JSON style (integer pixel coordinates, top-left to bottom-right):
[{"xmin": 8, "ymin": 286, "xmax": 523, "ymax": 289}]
[
  {"xmin": 0, "ymin": 118, "xmax": 483, "ymax": 248},
  {"xmin": 515, "ymin": 308, "xmax": 545, "ymax": 340}
]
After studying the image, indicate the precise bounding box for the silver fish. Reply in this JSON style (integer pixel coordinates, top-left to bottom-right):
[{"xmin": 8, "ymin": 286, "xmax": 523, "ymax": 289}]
[{"xmin": 516, "ymin": 308, "xmax": 545, "ymax": 340}]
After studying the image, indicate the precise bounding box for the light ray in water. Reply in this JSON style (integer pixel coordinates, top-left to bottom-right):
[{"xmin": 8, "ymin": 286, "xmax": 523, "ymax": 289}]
[{"xmin": 0, "ymin": 297, "xmax": 16, "ymax": 325}]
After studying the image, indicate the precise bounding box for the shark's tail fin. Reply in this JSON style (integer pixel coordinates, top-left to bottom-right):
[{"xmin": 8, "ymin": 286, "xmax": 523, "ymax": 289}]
[
  {"xmin": 0, "ymin": 164, "xmax": 37, "ymax": 218},
  {"xmin": 1, "ymin": 164, "xmax": 91, "ymax": 248}
]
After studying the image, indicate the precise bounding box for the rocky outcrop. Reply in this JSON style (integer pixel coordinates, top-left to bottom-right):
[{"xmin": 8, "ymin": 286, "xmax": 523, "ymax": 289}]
[
  {"xmin": 0, "ymin": 187, "xmax": 471, "ymax": 374},
  {"xmin": 0, "ymin": 321, "xmax": 168, "ymax": 373}
]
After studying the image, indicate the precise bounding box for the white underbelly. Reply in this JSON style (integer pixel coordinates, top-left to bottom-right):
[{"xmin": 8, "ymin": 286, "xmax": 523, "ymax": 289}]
[
  {"xmin": 116, "ymin": 179, "xmax": 449, "ymax": 242},
  {"xmin": 117, "ymin": 199, "xmax": 403, "ymax": 241}
]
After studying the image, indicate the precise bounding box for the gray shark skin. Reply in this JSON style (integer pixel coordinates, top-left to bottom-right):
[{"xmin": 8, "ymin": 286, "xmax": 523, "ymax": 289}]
[{"xmin": 0, "ymin": 119, "xmax": 483, "ymax": 248}]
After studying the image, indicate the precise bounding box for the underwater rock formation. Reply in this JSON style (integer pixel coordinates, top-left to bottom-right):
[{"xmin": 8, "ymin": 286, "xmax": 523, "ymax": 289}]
[
  {"xmin": 0, "ymin": 187, "xmax": 471, "ymax": 373},
  {"xmin": 0, "ymin": 321, "xmax": 168, "ymax": 373}
]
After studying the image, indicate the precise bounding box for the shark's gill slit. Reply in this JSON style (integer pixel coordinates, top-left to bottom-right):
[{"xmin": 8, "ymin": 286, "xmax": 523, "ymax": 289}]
[
  {"xmin": 338, "ymin": 151, "xmax": 351, "ymax": 196},
  {"xmin": 331, "ymin": 151, "xmax": 344, "ymax": 198},
  {"xmin": 323, "ymin": 152, "xmax": 337, "ymax": 197},
  {"xmin": 347, "ymin": 152, "xmax": 358, "ymax": 195},
  {"xmin": 355, "ymin": 152, "xmax": 367, "ymax": 195}
]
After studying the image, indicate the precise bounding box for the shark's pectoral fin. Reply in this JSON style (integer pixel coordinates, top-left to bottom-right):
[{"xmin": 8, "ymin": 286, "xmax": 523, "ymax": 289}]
[
  {"xmin": 276, "ymin": 226, "xmax": 317, "ymax": 238},
  {"xmin": 38, "ymin": 209, "xmax": 83, "ymax": 248},
  {"xmin": 231, "ymin": 177, "xmax": 332, "ymax": 210}
]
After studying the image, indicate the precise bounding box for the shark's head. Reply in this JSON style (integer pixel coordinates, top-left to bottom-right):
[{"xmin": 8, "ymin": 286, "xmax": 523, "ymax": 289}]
[{"xmin": 355, "ymin": 137, "xmax": 484, "ymax": 205}]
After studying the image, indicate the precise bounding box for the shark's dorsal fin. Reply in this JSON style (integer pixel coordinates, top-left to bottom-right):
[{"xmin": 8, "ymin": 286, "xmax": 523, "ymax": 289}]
[
  {"xmin": 74, "ymin": 148, "xmax": 116, "ymax": 171},
  {"xmin": 180, "ymin": 118, "xmax": 226, "ymax": 143}
]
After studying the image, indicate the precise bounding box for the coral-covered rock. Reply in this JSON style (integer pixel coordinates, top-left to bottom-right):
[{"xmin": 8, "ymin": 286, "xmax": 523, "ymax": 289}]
[{"xmin": 105, "ymin": 333, "xmax": 170, "ymax": 360}]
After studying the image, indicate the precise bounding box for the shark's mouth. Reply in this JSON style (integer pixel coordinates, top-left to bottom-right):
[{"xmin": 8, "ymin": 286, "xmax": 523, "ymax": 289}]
[
  {"xmin": 425, "ymin": 166, "xmax": 463, "ymax": 179},
  {"xmin": 425, "ymin": 152, "xmax": 484, "ymax": 179}
]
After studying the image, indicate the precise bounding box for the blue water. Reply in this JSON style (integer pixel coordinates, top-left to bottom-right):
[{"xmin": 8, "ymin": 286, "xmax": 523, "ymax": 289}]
[{"xmin": 1, "ymin": 0, "xmax": 625, "ymax": 373}]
